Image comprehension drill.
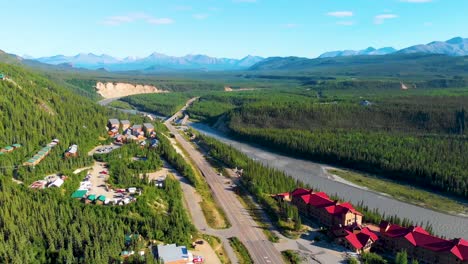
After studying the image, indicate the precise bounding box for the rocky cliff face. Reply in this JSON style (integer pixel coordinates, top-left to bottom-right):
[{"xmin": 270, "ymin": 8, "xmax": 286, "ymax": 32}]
[{"xmin": 95, "ymin": 82, "xmax": 168, "ymax": 98}]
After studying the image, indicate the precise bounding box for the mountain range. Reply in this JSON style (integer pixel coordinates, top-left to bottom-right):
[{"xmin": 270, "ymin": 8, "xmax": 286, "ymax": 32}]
[
  {"xmin": 35, "ymin": 53, "xmax": 264, "ymax": 71},
  {"xmin": 319, "ymin": 47, "xmax": 397, "ymax": 58},
  {"xmin": 6, "ymin": 36, "xmax": 468, "ymax": 72},
  {"xmin": 317, "ymin": 37, "xmax": 468, "ymax": 58}
]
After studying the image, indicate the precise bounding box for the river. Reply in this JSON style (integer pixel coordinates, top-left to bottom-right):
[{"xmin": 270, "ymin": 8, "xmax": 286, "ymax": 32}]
[
  {"xmin": 189, "ymin": 123, "xmax": 468, "ymax": 239},
  {"xmin": 101, "ymin": 97, "xmax": 468, "ymax": 239}
]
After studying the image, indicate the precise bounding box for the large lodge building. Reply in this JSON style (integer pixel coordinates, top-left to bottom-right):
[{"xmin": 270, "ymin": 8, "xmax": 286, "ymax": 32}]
[{"xmin": 280, "ymin": 188, "xmax": 468, "ymax": 264}]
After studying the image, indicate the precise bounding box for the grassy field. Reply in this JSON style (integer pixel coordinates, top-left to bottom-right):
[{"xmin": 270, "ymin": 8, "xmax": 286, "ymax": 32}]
[
  {"xmin": 328, "ymin": 169, "xmax": 468, "ymax": 216},
  {"xmin": 201, "ymin": 234, "xmax": 231, "ymax": 264},
  {"xmin": 228, "ymin": 237, "xmax": 253, "ymax": 264}
]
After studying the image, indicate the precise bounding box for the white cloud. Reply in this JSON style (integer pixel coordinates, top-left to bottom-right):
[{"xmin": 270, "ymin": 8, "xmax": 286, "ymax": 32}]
[
  {"xmin": 374, "ymin": 14, "xmax": 398, "ymax": 24},
  {"xmin": 193, "ymin": 14, "xmax": 209, "ymax": 20},
  {"xmin": 103, "ymin": 16, "xmax": 134, "ymax": 26},
  {"xmin": 327, "ymin": 11, "xmax": 354, "ymax": 18},
  {"xmin": 102, "ymin": 13, "xmax": 174, "ymax": 26},
  {"xmin": 147, "ymin": 18, "xmax": 174, "ymax": 25},
  {"xmin": 336, "ymin": 21, "xmax": 354, "ymax": 26},
  {"xmin": 400, "ymin": 0, "xmax": 432, "ymax": 3}
]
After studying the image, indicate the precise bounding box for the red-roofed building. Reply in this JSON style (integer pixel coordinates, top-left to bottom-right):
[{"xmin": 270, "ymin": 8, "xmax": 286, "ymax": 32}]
[
  {"xmin": 290, "ymin": 189, "xmax": 362, "ymax": 227},
  {"xmin": 290, "ymin": 188, "xmax": 313, "ymax": 213},
  {"xmin": 451, "ymin": 239, "xmax": 468, "ymax": 263},
  {"xmin": 378, "ymin": 221, "xmax": 468, "ymax": 264},
  {"xmin": 290, "ymin": 188, "xmax": 311, "ymax": 199},
  {"xmin": 323, "ymin": 202, "xmax": 363, "ymax": 227},
  {"xmin": 331, "ymin": 224, "xmax": 378, "ymax": 253}
]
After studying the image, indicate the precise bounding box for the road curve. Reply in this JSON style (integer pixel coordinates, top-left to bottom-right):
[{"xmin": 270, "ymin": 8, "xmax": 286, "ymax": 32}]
[{"xmin": 165, "ymin": 100, "xmax": 285, "ymax": 264}]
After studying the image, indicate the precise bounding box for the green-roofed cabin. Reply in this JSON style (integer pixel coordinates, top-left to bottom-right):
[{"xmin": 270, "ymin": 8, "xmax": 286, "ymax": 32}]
[
  {"xmin": 3, "ymin": 146, "xmax": 14, "ymax": 152},
  {"xmin": 71, "ymin": 190, "xmax": 87, "ymax": 199},
  {"xmin": 12, "ymin": 144, "xmax": 21, "ymax": 148},
  {"xmin": 0, "ymin": 73, "xmax": 5, "ymax": 80},
  {"xmin": 86, "ymin": 194, "xmax": 96, "ymax": 204},
  {"xmin": 96, "ymin": 195, "xmax": 106, "ymax": 205}
]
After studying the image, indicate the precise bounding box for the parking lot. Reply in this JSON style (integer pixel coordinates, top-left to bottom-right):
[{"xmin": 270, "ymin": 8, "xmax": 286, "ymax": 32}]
[
  {"xmin": 81, "ymin": 161, "xmax": 138, "ymax": 205},
  {"xmin": 87, "ymin": 144, "xmax": 121, "ymax": 156}
]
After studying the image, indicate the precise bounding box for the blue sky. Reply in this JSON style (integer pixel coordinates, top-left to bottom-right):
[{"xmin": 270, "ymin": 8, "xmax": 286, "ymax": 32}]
[{"xmin": 0, "ymin": 0, "xmax": 467, "ymax": 58}]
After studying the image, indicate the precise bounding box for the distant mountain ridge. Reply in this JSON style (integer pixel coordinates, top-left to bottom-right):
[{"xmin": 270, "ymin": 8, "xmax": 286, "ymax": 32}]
[
  {"xmin": 319, "ymin": 47, "xmax": 397, "ymax": 58},
  {"xmin": 35, "ymin": 53, "xmax": 264, "ymax": 71},
  {"xmin": 398, "ymin": 37, "xmax": 468, "ymax": 56},
  {"xmin": 318, "ymin": 37, "xmax": 468, "ymax": 58}
]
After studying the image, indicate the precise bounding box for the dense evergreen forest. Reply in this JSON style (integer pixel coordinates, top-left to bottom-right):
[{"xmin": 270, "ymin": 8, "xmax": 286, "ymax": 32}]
[
  {"xmin": 0, "ymin": 63, "xmax": 112, "ymax": 182},
  {"xmin": 0, "ymin": 171, "xmax": 194, "ymax": 263},
  {"xmin": 195, "ymin": 133, "xmax": 434, "ymax": 234},
  {"xmin": 187, "ymin": 90, "xmax": 468, "ymax": 199},
  {"xmin": 121, "ymin": 93, "xmax": 192, "ymax": 117},
  {"xmin": 0, "ymin": 63, "xmax": 195, "ymax": 262}
]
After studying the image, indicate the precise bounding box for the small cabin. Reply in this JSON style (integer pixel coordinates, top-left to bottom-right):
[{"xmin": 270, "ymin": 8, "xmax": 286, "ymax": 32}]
[
  {"xmin": 121, "ymin": 120, "xmax": 131, "ymax": 131},
  {"xmin": 143, "ymin": 123, "xmax": 155, "ymax": 135},
  {"xmin": 108, "ymin": 119, "xmax": 120, "ymax": 130},
  {"xmin": 65, "ymin": 144, "xmax": 78, "ymax": 158},
  {"xmin": 0, "ymin": 73, "xmax": 5, "ymax": 80}
]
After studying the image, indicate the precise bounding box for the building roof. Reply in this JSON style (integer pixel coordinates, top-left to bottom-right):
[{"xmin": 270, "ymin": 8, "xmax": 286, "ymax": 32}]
[
  {"xmin": 108, "ymin": 119, "xmax": 119, "ymax": 125},
  {"xmin": 361, "ymin": 227, "xmax": 379, "ymax": 242},
  {"xmin": 382, "ymin": 223, "xmax": 411, "ymax": 238},
  {"xmin": 71, "ymin": 190, "xmax": 87, "ymax": 198},
  {"xmin": 308, "ymin": 192, "xmax": 335, "ymax": 208},
  {"xmin": 4, "ymin": 146, "xmax": 13, "ymax": 150},
  {"xmin": 381, "ymin": 222, "xmax": 468, "ymax": 261},
  {"xmin": 97, "ymin": 195, "xmax": 106, "ymax": 202},
  {"xmin": 156, "ymin": 244, "xmax": 188, "ymax": 263},
  {"xmin": 120, "ymin": 120, "xmax": 131, "ymax": 125},
  {"xmin": 12, "ymin": 143, "xmax": 21, "ymax": 148},
  {"xmin": 132, "ymin": 124, "xmax": 142, "ymax": 129},
  {"xmin": 87, "ymin": 194, "xmax": 97, "ymax": 201},
  {"xmin": 325, "ymin": 202, "xmax": 363, "ymax": 216},
  {"xmin": 49, "ymin": 178, "xmax": 64, "ymax": 188},
  {"xmin": 342, "ymin": 225, "xmax": 379, "ymax": 250},
  {"xmin": 67, "ymin": 144, "xmax": 78, "ymax": 154},
  {"xmin": 451, "ymin": 239, "xmax": 468, "ymax": 261},
  {"xmin": 143, "ymin": 123, "xmax": 154, "ymax": 129},
  {"xmin": 291, "ymin": 188, "xmax": 311, "ymax": 197}
]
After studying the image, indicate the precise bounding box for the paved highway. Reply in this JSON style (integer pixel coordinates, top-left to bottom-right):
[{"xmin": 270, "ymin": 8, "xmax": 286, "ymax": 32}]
[{"xmin": 165, "ymin": 99, "xmax": 285, "ymax": 264}]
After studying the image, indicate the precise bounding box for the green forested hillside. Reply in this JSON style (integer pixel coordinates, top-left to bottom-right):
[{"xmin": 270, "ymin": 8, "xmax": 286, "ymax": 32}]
[
  {"xmin": 0, "ymin": 63, "xmax": 195, "ymax": 263},
  {"xmin": 0, "ymin": 63, "xmax": 108, "ymax": 181},
  {"xmin": 0, "ymin": 172, "xmax": 193, "ymax": 263},
  {"xmin": 186, "ymin": 90, "xmax": 468, "ymax": 199},
  {"xmin": 249, "ymin": 53, "xmax": 468, "ymax": 79},
  {"xmin": 121, "ymin": 93, "xmax": 191, "ymax": 116}
]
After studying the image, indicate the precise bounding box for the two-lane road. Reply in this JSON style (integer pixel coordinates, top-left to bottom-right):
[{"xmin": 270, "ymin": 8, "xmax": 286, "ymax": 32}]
[{"xmin": 165, "ymin": 99, "xmax": 285, "ymax": 264}]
